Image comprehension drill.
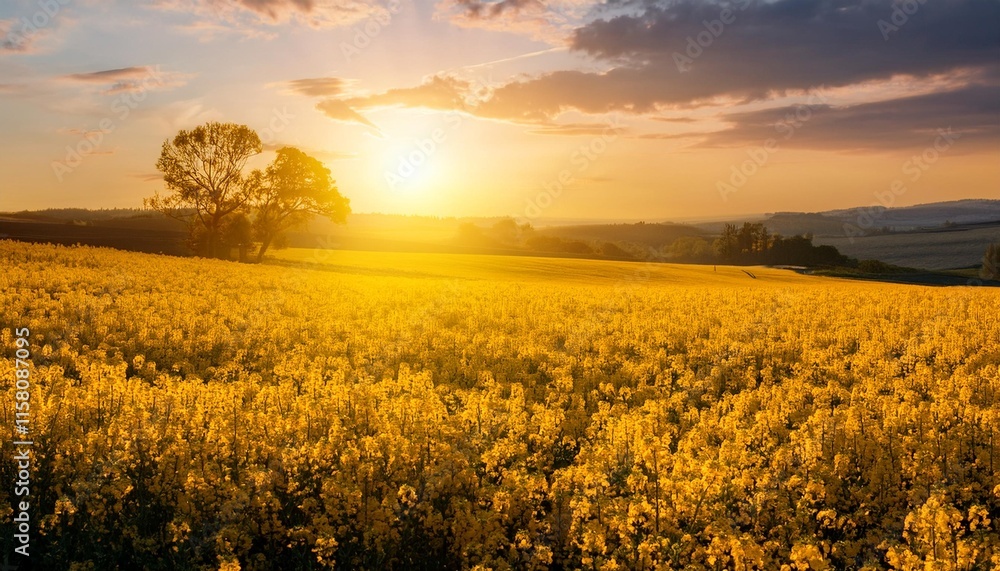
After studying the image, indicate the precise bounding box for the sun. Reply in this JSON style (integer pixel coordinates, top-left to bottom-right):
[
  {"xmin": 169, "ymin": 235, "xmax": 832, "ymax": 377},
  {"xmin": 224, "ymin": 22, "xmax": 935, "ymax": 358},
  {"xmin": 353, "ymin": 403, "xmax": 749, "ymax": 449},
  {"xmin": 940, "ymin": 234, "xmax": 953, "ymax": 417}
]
[{"xmin": 380, "ymin": 137, "xmax": 447, "ymax": 196}]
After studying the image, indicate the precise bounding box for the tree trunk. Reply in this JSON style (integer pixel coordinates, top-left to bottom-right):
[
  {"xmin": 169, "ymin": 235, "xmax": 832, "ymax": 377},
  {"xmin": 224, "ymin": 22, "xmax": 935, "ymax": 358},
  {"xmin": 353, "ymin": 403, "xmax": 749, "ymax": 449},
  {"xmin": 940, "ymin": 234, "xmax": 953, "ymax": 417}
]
[
  {"xmin": 205, "ymin": 226, "xmax": 216, "ymax": 258},
  {"xmin": 206, "ymin": 216, "xmax": 221, "ymax": 259},
  {"xmin": 255, "ymin": 235, "xmax": 273, "ymax": 263}
]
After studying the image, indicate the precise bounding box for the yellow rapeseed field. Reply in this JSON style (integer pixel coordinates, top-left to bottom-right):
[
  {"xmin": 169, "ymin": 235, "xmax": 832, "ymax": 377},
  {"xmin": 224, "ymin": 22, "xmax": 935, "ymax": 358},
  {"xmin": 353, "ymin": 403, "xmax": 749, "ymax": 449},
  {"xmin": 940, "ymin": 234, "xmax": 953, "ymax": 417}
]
[{"xmin": 1, "ymin": 240, "xmax": 998, "ymax": 570}]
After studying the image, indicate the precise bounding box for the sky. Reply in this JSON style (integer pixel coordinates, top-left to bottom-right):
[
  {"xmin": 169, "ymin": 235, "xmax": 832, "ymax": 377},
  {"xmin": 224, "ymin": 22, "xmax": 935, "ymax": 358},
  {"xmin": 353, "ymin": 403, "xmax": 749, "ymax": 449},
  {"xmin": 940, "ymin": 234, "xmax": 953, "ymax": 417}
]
[{"xmin": 0, "ymin": 0, "xmax": 998, "ymax": 221}]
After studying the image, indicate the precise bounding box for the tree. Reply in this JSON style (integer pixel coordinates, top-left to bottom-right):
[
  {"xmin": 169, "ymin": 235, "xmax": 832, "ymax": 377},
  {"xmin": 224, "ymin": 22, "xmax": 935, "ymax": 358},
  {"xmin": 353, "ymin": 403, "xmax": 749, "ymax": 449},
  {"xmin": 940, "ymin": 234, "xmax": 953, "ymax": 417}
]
[
  {"xmin": 714, "ymin": 223, "xmax": 739, "ymax": 260},
  {"xmin": 491, "ymin": 218, "xmax": 519, "ymax": 244},
  {"xmin": 456, "ymin": 222, "xmax": 492, "ymax": 246},
  {"xmin": 221, "ymin": 212, "xmax": 254, "ymax": 263},
  {"xmin": 982, "ymin": 243, "xmax": 1000, "ymax": 280},
  {"xmin": 252, "ymin": 147, "xmax": 350, "ymax": 262},
  {"xmin": 145, "ymin": 122, "xmax": 262, "ymax": 258},
  {"xmin": 668, "ymin": 236, "xmax": 711, "ymax": 262}
]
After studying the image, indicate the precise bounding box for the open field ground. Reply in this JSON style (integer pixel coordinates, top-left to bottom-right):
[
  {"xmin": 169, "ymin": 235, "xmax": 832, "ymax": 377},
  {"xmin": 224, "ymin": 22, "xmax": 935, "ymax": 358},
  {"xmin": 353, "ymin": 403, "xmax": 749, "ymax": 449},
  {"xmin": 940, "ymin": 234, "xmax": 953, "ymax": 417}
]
[{"xmin": 814, "ymin": 222, "xmax": 1000, "ymax": 271}]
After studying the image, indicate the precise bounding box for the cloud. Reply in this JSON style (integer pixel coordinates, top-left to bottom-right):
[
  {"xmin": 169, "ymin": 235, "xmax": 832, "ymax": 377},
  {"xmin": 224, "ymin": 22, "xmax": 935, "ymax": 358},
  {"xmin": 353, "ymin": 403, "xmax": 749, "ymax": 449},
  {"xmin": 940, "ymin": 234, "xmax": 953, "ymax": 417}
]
[
  {"xmin": 527, "ymin": 122, "xmax": 626, "ymax": 136},
  {"xmin": 341, "ymin": 75, "xmax": 472, "ymax": 110},
  {"xmin": 434, "ymin": 0, "xmax": 593, "ymax": 41},
  {"xmin": 58, "ymin": 127, "xmax": 115, "ymax": 137},
  {"xmin": 315, "ymin": 99, "xmax": 383, "ymax": 132},
  {"xmin": 174, "ymin": 19, "xmax": 278, "ymax": 41},
  {"xmin": 292, "ymin": 0, "xmax": 1000, "ymax": 154},
  {"xmin": 304, "ymin": 75, "xmax": 473, "ymax": 131},
  {"xmin": 1, "ymin": 18, "xmax": 36, "ymax": 53},
  {"xmin": 0, "ymin": 17, "xmax": 61, "ymax": 55},
  {"xmin": 638, "ymin": 132, "xmax": 698, "ymax": 141},
  {"xmin": 66, "ymin": 67, "xmax": 152, "ymax": 83},
  {"xmin": 411, "ymin": 0, "xmax": 1000, "ymax": 125},
  {"xmin": 132, "ymin": 172, "xmax": 165, "ymax": 182},
  {"xmin": 449, "ymin": 0, "xmax": 544, "ymax": 20},
  {"xmin": 1, "ymin": 0, "xmax": 78, "ymax": 56},
  {"xmin": 283, "ymin": 77, "xmax": 349, "ymax": 97},
  {"xmin": 652, "ymin": 116, "xmax": 698, "ymax": 124},
  {"xmin": 699, "ymin": 80, "xmax": 1000, "ymax": 151},
  {"xmin": 427, "ymin": 0, "xmax": 1000, "ymax": 150},
  {"xmin": 62, "ymin": 66, "xmax": 192, "ymax": 94},
  {"xmin": 153, "ymin": 0, "xmax": 393, "ymax": 34},
  {"xmin": 564, "ymin": 0, "xmax": 1000, "ymax": 108},
  {"xmin": 0, "ymin": 82, "xmax": 28, "ymax": 95},
  {"xmin": 155, "ymin": 99, "xmax": 225, "ymax": 130}
]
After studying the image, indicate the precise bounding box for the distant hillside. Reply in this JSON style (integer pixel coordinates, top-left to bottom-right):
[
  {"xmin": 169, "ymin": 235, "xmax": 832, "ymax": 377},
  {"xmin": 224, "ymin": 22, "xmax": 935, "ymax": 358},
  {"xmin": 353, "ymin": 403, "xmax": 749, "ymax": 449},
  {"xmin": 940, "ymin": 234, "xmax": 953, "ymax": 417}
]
[
  {"xmin": 1, "ymin": 208, "xmax": 151, "ymax": 222},
  {"xmin": 755, "ymin": 213, "xmax": 847, "ymax": 237},
  {"xmin": 694, "ymin": 199, "xmax": 1000, "ymax": 238},
  {"xmin": 815, "ymin": 221, "xmax": 1000, "ymax": 271},
  {"xmin": 691, "ymin": 199, "xmax": 1000, "ymax": 271},
  {"xmin": 823, "ymin": 199, "xmax": 1000, "ymax": 230},
  {"xmin": 3, "ymin": 198, "xmax": 997, "ymax": 270},
  {"xmin": 537, "ymin": 222, "xmax": 703, "ymax": 249}
]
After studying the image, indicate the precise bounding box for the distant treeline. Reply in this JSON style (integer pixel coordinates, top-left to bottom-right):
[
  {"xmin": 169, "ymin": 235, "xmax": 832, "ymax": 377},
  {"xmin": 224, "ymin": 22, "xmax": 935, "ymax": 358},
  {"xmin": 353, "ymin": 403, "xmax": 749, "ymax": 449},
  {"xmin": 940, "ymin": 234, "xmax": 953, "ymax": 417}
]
[
  {"xmin": 2, "ymin": 207, "xmax": 154, "ymax": 221},
  {"xmin": 712, "ymin": 222, "xmax": 851, "ymax": 266},
  {"xmin": 457, "ymin": 219, "xmax": 856, "ymax": 267}
]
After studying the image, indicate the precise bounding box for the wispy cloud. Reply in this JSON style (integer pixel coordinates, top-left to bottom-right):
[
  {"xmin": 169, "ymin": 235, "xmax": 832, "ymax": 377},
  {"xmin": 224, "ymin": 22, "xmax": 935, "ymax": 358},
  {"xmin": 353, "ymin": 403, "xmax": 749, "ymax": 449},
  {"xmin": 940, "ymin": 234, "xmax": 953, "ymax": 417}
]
[
  {"xmin": 151, "ymin": 0, "xmax": 393, "ymax": 39},
  {"xmin": 282, "ymin": 77, "xmax": 349, "ymax": 98},
  {"xmin": 315, "ymin": 99, "xmax": 383, "ymax": 134},
  {"xmin": 527, "ymin": 122, "xmax": 626, "ymax": 136},
  {"xmin": 434, "ymin": 0, "xmax": 593, "ymax": 43},
  {"xmin": 0, "ymin": 16, "xmax": 66, "ymax": 55},
  {"xmin": 57, "ymin": 127, "xmax": 114, "ymax": 137},
  {"xmin": 62, "ymin": 66, "xmax": 192, "ymax": 95},
  {"xmin": 132, "ymin": 172, "xmax": 165, "ymax": 182}
]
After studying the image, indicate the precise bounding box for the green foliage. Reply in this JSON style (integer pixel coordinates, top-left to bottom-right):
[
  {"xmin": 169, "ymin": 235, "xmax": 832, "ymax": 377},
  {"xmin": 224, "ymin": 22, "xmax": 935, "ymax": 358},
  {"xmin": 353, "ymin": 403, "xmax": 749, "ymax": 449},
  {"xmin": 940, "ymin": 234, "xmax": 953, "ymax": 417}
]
[
  {"xmin": 667, "ymin": 236, "xmax": 712, "ymax": 262},
  {"xmin": 145, "ymin": 125, "xmax": 348, "ymax": 263},
  {"xmin": 713, "ymin": 222, "xmax": 851, "ymax": 266},
  {"xmin": 146, "ymin": 122, "xmax": 262, "ymax": 259},
  {"xmin": 600, "ymin": 241, "xmax": 634, "ymax": 259},
  {"xmin": 982, "ymin": 243, "xmax": 1000, "ymax": 280},
  {"xmin": 252, "ymin": 147, "xmax": 350, "ymax": 263}
]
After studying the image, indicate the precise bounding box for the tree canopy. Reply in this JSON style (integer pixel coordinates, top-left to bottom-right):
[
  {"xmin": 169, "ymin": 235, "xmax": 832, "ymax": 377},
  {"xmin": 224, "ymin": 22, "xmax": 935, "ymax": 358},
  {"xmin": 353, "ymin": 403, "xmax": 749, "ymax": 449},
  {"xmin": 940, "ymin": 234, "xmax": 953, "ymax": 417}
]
[
  {"xmin": 983, "ymin": 243, "xmax": 1000, "ymax": 280},
  {"xmin": 252, "ymin": 147, "xmax": 350, "ymax": 262},
  {"xmin": 146, "ymin": 122, "xmax": 262, "ymax": 258},
  {"xmin": 145, "ymin": 123, "xmax": 349, "ymax": 262}
]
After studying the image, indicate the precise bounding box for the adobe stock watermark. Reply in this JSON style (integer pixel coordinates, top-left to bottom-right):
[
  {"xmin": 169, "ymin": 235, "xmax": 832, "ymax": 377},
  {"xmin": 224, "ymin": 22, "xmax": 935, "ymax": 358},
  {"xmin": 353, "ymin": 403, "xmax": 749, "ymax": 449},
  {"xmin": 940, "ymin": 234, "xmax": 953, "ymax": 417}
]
[
  {"xmin": 517, "ymin": 115, "xmax": 625, "ymax": 224},
  {"xmin": 309, "ymin": 234, "xmax": 343, "ymax": 264},
  {"xmin": 259, "ymin": 107, "xmax": 295, "ymax": 147},
  {"xmin": 51, "ymin": 65, "xmax": 167, "ymax": 181},
  {"xmin": 2, "ymin": 0, "xmax": 70, "ymax": 52},
  {"xmin": 673, "ymin": 0, "xmax": 752, "ymax": 72},
  {"xmin": 383, "ymin": 74, "xmax": 496, "ymax": 191},
  {"xmin": 718, "ymin": 92, "xmax": 829, "ymax": 202},
  {"xmin": 383, "ymin": 111, "xmax": 462, "ymax": 191},
  {"xmin": 877, "ymin": 0, "xmax": 927, "ymax": 41},
  {"xmin": 842, "ymin": 127, "xmax": 961, "ymax": 241},
  {"xmin": 11, "ymin": 326, "xmax": 33, "ymax": 559},
  {"xmin": 340, "ymin": 0, "xmax": 401, "ymax": 62}
]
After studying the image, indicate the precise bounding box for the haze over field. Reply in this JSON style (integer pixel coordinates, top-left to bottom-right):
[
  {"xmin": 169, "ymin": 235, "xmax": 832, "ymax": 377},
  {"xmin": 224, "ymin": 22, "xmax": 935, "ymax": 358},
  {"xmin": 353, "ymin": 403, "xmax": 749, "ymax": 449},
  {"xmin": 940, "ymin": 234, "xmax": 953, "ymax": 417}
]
[{"xmin": 1, "ymin": 0, "xmax": 998, "ymax": 220}]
